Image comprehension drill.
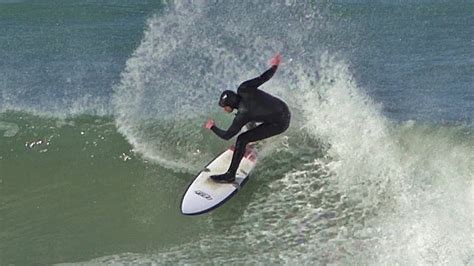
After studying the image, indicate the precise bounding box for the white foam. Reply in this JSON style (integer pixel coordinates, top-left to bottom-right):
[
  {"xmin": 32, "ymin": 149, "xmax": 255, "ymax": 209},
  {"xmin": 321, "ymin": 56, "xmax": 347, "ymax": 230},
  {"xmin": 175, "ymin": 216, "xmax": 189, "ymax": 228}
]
[{"xmin": 0, "ymin": 121, "xmax": 19, "ymax": 137}]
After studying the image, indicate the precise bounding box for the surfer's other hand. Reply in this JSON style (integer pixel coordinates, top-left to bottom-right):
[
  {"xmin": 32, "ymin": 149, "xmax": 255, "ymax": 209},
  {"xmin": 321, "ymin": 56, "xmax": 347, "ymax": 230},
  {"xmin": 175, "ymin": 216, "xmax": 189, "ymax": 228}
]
[
  {"xmin": 205, "ymin": 119, "xmax": 215, "ymax": 129},
  {"xmin": 269, "ymin": 53, "xmax": 281, "ymax": 66}
]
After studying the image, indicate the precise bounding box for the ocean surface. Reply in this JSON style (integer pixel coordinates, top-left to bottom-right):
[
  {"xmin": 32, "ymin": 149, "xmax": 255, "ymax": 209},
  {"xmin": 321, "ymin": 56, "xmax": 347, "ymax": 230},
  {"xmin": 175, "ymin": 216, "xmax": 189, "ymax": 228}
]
[{"xmin": 1, "ymin": 0, "xmax": 473, "ymax": 265}]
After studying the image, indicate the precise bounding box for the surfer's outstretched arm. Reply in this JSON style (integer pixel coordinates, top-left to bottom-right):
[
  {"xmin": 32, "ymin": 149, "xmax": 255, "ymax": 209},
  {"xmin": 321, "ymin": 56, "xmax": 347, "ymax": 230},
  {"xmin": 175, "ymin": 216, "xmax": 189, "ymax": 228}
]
[
  {"xmin": 210, "ymin": 115, "xmax": 247, "ymax": 140},
  {"xmin": 238, "ymin": 53, "xmax": 281, "ymax": 93},
  {"xmin": 238, "ymin": 65, "xmax": 277, "ymax": 92}
]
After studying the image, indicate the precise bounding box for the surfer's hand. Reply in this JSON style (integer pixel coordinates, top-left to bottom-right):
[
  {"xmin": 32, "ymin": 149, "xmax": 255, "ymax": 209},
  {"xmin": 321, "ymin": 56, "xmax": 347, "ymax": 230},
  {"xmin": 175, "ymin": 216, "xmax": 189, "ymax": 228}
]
[
  {"xmin": 205, "ymin": 119, "xmax": 215, "ymax": 129},
  {"xmin": 269, "ymin": 53, "xmax": 281, "ymax": 66}
]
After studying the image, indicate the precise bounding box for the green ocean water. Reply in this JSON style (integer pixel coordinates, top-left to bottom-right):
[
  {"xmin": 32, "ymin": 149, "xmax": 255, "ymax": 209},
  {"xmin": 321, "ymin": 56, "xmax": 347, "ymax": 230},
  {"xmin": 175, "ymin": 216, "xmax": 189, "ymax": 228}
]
[
  {"xmin": 0, "ymin": 112, "xmax": 180, "ymax": 264},
  {"xmin": 0, "ymin": 111, "xmax": 315, "ymax": 264}
]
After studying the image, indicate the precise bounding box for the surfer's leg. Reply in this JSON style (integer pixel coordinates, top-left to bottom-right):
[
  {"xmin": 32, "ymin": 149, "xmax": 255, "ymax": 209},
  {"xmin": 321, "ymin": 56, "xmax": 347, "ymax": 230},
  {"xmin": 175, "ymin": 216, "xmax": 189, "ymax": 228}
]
[
  {"xmin": 211, "ymin": 112, "xmax": 290, "ymax": 183},
  {"xmin": 227, "ymin": 122, "xmax": 288, "ymax": 174},
  {"xmin": 210, "ymin": 123, "xmax": 285, "ymax": 183}
]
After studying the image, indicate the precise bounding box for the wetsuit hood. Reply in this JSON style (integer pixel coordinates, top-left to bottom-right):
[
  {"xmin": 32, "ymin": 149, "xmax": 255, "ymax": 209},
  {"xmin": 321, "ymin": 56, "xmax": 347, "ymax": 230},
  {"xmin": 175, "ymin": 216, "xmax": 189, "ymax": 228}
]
[{"xmin": 218, "ymin": 90, "xmax": 240, "ymax": 109}]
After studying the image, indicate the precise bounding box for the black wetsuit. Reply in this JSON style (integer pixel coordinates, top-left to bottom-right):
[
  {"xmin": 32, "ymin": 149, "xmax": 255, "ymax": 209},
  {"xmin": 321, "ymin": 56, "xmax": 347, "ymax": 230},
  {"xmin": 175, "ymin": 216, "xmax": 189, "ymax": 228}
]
[{"xmin": 210, "ymin": 65, "xmax": 291, "ymax": 178}]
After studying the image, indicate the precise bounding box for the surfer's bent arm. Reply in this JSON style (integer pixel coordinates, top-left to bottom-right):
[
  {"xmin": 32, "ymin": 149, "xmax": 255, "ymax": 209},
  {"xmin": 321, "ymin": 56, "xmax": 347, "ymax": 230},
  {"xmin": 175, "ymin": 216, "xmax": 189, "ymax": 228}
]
[
  {"xmin": 211, "ymin": 116, "xmax": 247, "ymax": 140},
  {"xmin": 238, "ymin": 65, "xmax": 278, "ymax": 93}
]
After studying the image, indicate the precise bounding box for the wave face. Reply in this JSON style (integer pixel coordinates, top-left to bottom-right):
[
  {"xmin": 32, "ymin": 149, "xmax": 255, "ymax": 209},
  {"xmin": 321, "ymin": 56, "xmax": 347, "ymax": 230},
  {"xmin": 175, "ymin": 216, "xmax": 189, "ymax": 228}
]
[{"xmin": 1, "ymin": 0, "xmax": 473, "ymax": 265}]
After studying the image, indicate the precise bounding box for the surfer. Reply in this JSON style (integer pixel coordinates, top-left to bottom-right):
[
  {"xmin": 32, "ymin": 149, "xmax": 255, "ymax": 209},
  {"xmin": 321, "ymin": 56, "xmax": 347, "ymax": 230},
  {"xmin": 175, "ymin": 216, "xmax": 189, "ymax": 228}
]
[{"xmin": 204, "ymin": 53, "xmax": 291, "ymax": 183}]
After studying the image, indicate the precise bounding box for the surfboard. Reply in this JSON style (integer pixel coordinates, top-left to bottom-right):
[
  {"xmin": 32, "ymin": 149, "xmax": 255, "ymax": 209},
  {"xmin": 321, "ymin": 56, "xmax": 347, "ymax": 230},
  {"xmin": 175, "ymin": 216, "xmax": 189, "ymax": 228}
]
[{"xmin": 180, "ymin": 146, "xmax": 258, "ymax": 215}]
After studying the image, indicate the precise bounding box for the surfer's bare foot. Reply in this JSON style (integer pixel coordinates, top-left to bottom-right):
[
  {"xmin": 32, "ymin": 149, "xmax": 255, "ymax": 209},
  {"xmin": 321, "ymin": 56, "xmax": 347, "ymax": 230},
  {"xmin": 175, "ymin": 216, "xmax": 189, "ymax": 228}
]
[{"xmin": 210, "ymin": 172, "xmax": 235, "ymax": 183}]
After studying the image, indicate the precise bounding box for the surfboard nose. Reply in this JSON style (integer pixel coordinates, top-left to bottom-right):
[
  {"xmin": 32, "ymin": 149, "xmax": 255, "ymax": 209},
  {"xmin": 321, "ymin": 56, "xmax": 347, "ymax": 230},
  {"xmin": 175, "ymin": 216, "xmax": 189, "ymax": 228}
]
[{"xmin": 181, "ymin": 189, "xmax": 217, "ymax": 215}]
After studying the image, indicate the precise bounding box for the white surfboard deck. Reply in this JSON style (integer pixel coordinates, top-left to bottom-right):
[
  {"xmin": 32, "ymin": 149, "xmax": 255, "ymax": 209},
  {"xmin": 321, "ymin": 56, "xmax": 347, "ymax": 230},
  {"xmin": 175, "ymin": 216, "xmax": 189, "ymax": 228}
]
[{"xmin": 181, "ymin": 147, "xmax": 258, "ymax": 215}]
